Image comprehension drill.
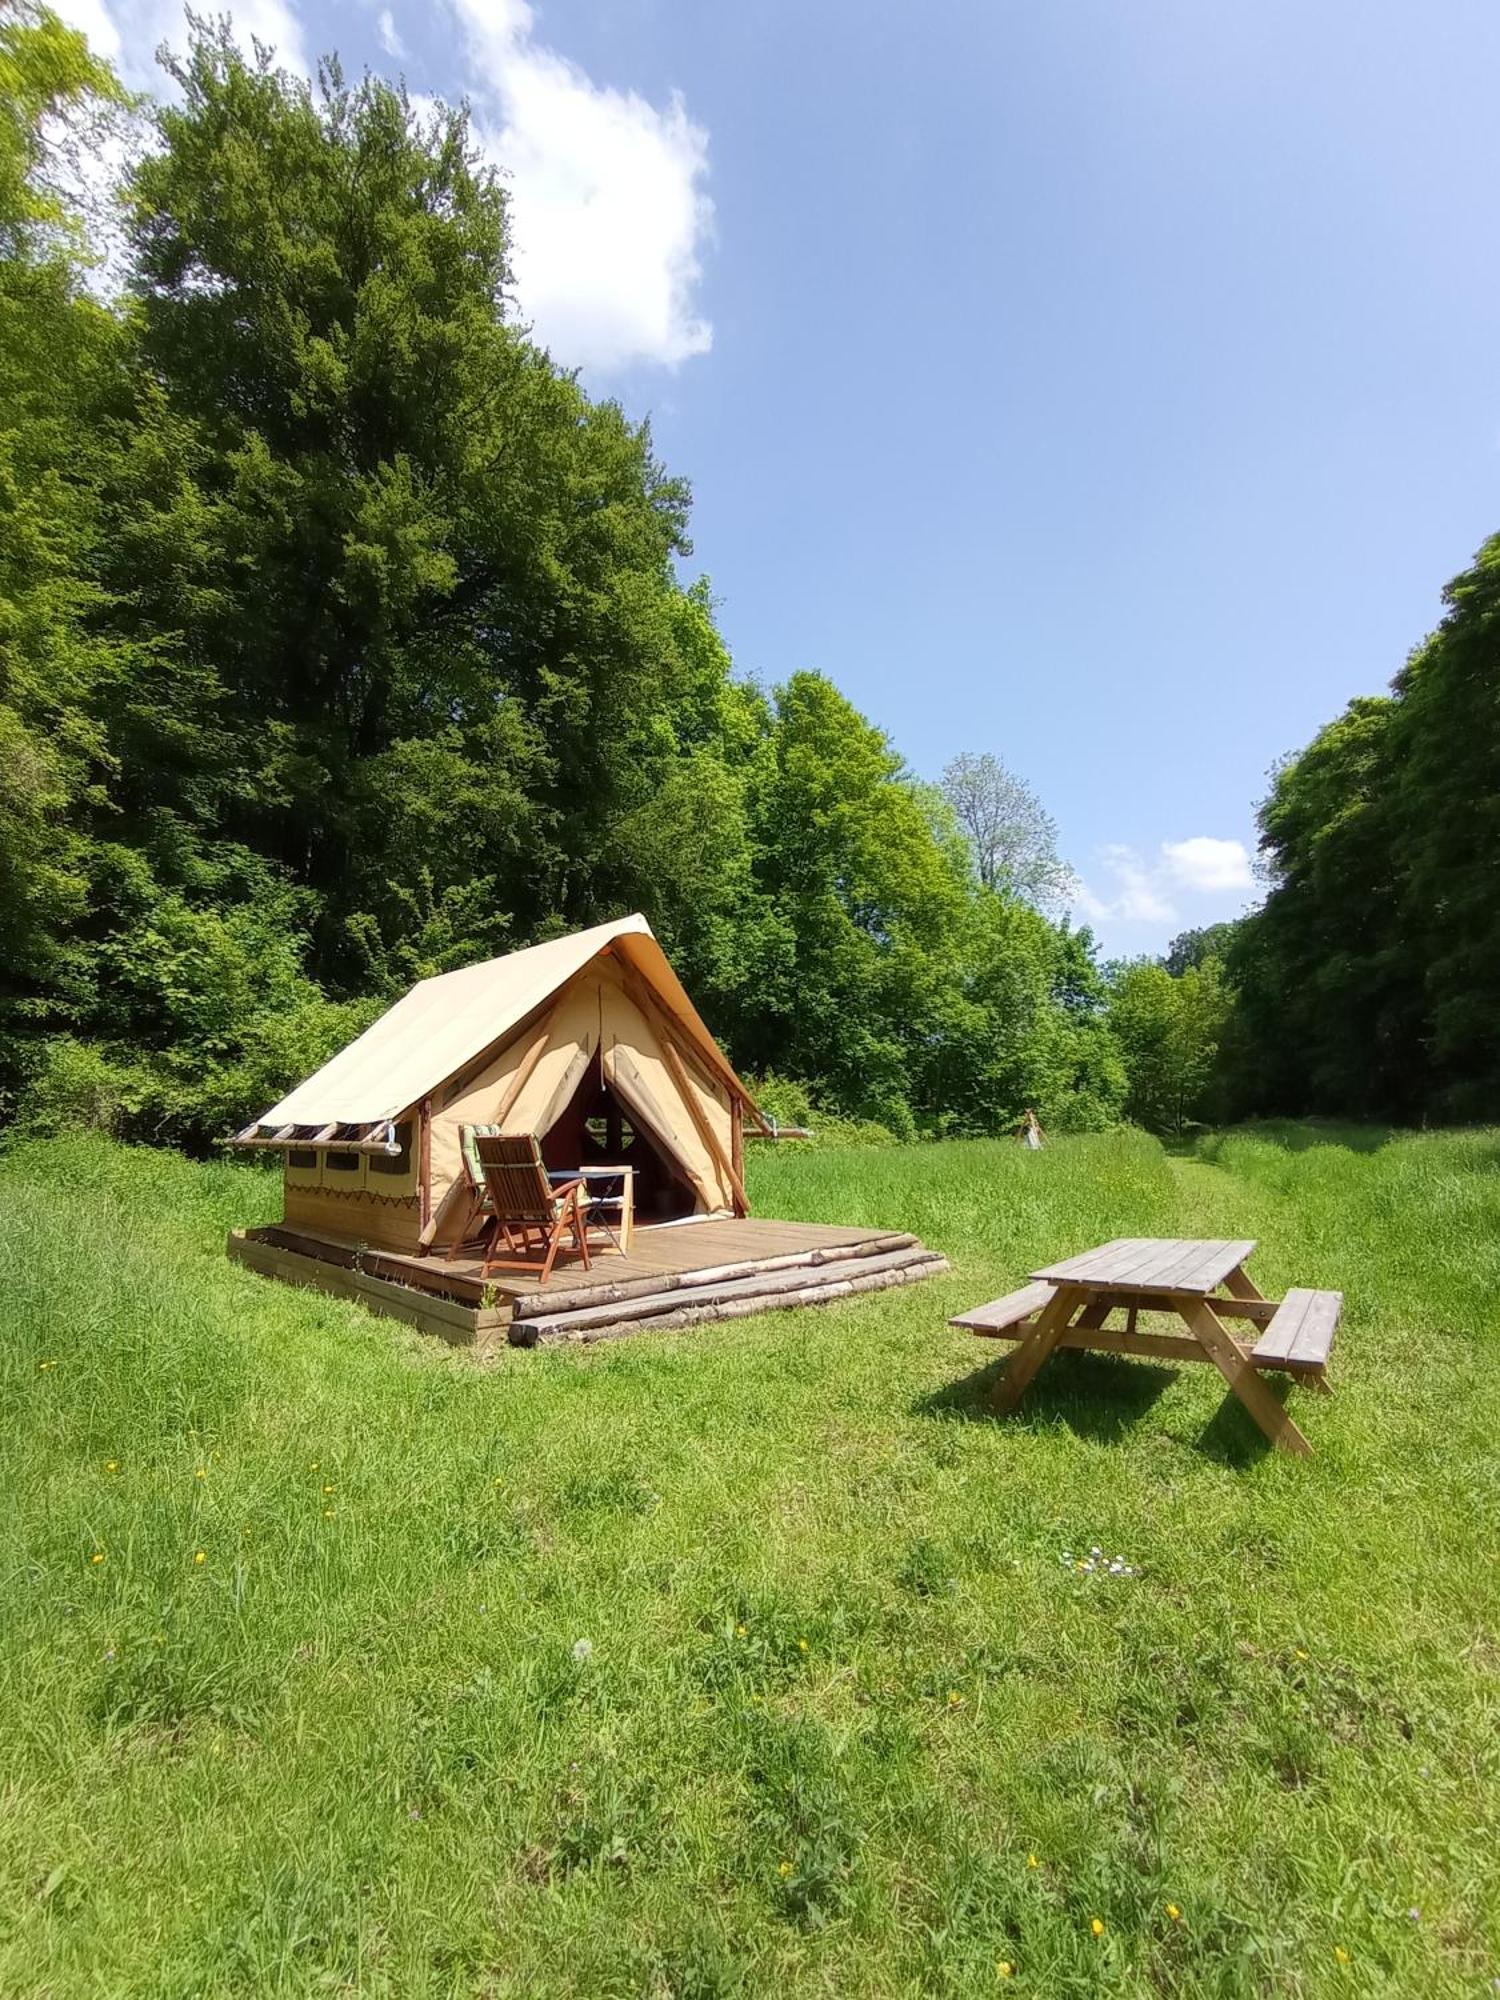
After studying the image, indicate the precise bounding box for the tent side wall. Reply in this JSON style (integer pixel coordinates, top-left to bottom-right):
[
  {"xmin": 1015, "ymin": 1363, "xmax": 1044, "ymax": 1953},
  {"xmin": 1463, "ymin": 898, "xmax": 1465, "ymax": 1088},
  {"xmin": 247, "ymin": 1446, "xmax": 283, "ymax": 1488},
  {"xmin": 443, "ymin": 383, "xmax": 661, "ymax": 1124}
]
[{"xmin": 280, "ymin": 1122, "xmax": 426, "ymax": 1252}]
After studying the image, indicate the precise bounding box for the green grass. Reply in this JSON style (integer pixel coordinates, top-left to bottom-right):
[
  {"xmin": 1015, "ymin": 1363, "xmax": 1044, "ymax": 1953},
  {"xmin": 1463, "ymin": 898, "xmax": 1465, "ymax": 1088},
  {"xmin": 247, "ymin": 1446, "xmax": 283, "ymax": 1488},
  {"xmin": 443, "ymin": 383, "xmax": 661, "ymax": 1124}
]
[{"xmin": 2, "ymin": 1126, "xmax": 1498, "ymax": 1998}]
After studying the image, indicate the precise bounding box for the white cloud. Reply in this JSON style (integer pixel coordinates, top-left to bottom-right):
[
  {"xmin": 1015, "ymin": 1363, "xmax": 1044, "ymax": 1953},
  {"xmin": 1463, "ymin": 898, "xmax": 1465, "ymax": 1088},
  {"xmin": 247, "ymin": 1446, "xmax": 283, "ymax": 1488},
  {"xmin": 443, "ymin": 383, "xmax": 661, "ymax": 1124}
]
[
  {"xmin": 1075, "ymin": 835, "xmax": 1255, "ymax": 931},
  {"xmin": 51, "ymin": 0, "xmax": 121, "ymax": 62},
  {"xmin": 52, "ymin": 0, "xmax": 311, "ymax": 88},
  {"xmin": 445, "ymin": 0, "xmax": 713, "ymax": 371},
  {"xmin": 52, "ymin": 0, "xmax": 713, "ymax": 371},
  {"xmin": 376, "ymin": 8, "xmax": 405, "ymax": 59},
  {"xmin": 1159, "ymin": 836, "xmax": 1254, "ymax": 895},
  {"xmin": 1075, "ymin": 844, "xmax": 1179, "ymax": 927}
]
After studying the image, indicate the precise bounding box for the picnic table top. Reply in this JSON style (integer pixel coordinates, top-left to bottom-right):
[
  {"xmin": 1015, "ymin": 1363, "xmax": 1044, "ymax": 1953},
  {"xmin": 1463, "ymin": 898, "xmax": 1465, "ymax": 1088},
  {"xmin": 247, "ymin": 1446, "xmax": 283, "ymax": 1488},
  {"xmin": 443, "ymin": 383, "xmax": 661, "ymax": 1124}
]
[{"xmin": 1031, "ymin": 1237, "xmax": 1257, "ymax": 1296}]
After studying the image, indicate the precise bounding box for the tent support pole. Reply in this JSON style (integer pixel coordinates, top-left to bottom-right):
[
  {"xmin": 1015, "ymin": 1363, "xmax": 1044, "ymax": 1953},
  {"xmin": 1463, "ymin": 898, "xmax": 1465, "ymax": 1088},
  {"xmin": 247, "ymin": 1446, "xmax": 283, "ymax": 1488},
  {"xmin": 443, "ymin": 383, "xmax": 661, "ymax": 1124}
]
[{"xmin": 418, "ymin": 1098, "xmax": 432, "ymax": 1237}]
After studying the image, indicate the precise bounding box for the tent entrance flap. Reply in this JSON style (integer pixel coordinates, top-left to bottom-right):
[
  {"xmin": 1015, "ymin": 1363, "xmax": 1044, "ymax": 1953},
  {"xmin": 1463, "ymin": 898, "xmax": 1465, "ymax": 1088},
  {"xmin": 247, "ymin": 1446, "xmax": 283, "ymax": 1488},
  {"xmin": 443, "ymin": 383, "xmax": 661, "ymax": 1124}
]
[{"xmin": 543, "ymin": 1052, "xmax": 697, "ymax": 1223}]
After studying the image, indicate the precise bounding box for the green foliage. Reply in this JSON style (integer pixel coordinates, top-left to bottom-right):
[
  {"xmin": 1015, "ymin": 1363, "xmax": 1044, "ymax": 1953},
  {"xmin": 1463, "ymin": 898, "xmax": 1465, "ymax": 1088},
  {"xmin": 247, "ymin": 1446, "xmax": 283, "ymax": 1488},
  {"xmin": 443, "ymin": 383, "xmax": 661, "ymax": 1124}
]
[
  {"xmin": 741, "ymin": 1071, "xmax": 899, "ymax": 1148},
  {"xmin": 1162, "ymin": 923, "xmax": 1239, "ymax": 978},
  {"xmin": 1108, "ymin": 958, "xmax": 1233, "ymax": 1133},
  {"xmin": 3, "ymin": 1127, "xmax": 1498, "ymax": 1993},
  {"xmin": 1, "ymin": 17, "xmax": 1127, "ymax": 1147},
  {"xmin": 1226, "ymin": 533, "xmax": 1500, "ymax": 1123}
]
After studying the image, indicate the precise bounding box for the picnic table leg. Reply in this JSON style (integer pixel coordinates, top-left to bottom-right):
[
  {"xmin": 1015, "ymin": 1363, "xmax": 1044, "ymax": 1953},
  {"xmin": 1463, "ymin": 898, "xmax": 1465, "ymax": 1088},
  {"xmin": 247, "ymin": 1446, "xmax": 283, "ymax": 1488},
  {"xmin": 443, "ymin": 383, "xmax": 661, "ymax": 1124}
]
[
  {"xmin": 1221, "ymin": 1264, "xmax": 1268, "ymax": 1303},
  {"xmin": 1178, "ymin": 1299, "xmax": 1313, "ymax": 1457},
  {"xmin": 991, "ymin": 1285, "xmax": 1084, "ymax": 1413}
]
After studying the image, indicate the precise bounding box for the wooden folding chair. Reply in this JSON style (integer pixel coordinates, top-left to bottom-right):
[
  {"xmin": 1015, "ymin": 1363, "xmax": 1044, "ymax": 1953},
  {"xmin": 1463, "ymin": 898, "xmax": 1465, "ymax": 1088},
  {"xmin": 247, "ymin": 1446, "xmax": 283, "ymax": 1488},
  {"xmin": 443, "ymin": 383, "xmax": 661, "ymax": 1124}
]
[{"xmin": 473, "ymin": 1133, "xmax": 590, "ymax": 1285}]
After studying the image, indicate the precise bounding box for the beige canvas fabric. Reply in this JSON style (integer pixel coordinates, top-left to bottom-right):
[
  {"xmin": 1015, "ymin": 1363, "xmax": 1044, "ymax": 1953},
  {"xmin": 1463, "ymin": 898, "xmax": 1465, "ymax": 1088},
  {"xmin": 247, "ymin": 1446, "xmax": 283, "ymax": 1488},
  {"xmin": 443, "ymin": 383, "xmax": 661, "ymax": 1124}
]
[
  {"xmin": 600, "ymin": 982, "xmax": 735, "ymax": 1210},
  {"xmin": 427, "ymin": 959, "xmax": 736, "ymax": 1225},
  {"xmin": 247, "ymin": 914, "xmax": 748, "ymax": 1133},
  {"xmin": 430, "ymin": 972, "xmax": 604, "ymax": 1196}
]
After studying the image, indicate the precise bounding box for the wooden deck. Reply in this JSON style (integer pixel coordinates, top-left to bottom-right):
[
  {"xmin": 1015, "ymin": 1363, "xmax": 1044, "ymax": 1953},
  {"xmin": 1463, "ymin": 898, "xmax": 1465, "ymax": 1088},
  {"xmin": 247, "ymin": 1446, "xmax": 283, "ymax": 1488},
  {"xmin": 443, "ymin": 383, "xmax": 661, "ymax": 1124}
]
[{"xmin": 227, "ymin": 1214, "xmax": 949, "ymax": 1351}]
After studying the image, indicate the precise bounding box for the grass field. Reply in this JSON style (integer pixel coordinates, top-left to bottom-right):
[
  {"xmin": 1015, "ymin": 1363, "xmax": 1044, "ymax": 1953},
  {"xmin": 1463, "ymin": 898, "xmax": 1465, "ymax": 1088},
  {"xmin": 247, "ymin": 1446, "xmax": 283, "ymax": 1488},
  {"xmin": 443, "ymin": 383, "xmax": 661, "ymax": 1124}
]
[{"xmin": 2, "ymin": 1126, "xmax": 1498, "ymax": 1998}]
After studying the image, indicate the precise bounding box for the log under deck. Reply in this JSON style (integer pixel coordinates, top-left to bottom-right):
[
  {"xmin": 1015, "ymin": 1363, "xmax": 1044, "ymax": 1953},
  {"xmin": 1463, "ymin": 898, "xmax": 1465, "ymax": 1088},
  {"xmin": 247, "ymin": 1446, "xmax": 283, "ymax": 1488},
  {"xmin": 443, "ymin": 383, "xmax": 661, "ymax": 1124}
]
[{"xmin": 227, "ymin": 1215, "xmax": 947, "ymax": 1351}]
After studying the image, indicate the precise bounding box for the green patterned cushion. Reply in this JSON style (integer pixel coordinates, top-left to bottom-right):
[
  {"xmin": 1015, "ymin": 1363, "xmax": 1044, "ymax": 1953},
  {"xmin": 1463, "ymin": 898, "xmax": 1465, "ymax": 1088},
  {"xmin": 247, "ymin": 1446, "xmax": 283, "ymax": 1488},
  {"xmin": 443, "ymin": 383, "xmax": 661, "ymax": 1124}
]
[{"xmin": 460, "ymin": 1122, "xmax": 503, "ymax": 1186}]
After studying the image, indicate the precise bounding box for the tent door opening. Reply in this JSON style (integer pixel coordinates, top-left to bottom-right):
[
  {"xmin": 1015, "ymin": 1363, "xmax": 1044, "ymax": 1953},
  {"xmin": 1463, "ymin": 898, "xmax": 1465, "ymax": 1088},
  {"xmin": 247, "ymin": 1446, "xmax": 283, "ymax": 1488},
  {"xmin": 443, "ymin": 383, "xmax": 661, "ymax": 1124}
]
[{"xmin": 540, "ymin": 1054, "xmax": 696, "ymax": 1224}]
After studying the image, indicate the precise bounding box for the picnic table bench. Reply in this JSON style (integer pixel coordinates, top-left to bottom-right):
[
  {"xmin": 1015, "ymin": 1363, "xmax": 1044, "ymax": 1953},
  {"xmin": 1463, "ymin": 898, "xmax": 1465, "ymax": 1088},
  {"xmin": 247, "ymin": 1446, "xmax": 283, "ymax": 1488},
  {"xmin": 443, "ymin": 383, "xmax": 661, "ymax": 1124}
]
[{"xmin": 951, "ymin": 1238, "xmax": 1341, "ymax": 1456}]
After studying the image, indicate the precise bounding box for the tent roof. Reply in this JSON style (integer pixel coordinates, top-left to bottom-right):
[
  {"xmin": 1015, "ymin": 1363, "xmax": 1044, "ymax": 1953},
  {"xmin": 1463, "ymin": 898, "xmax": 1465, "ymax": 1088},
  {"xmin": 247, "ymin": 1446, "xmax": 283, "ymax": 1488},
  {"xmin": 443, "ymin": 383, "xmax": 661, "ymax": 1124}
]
[{"xmin": 237, "ymin": 915, "xmax": 758, "ymax": 1138}]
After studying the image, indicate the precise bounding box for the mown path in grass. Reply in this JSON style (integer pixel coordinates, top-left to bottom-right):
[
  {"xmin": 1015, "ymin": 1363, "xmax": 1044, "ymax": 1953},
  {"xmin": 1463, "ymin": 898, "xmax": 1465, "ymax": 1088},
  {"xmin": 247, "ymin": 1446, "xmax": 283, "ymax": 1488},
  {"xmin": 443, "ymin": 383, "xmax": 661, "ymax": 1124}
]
[{"xmin": 1, "ymin": 1128, "xmax": 1497, "ymax": 1998}]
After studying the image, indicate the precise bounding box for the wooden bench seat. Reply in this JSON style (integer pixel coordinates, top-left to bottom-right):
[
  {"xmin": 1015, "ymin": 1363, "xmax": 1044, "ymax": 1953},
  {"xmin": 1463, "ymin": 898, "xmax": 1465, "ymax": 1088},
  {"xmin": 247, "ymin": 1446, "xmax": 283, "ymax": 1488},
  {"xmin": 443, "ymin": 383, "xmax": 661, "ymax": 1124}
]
[
  {"xmin": 1251, "ymin": 1288, "xmax": 1342, "ymax": 1375},
  {"xmin": 950, "ymin": 1280, "xmax": 1056, "ymax": 1338}
]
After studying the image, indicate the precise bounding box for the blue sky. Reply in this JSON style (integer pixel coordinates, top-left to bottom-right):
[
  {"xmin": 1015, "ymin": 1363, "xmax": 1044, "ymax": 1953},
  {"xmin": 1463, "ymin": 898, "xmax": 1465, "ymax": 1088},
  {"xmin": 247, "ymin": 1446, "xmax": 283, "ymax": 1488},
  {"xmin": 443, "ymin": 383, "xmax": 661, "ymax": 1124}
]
[{"xmin": 63, "ymin": 0, "xmax": 1500, "ymax": 955}]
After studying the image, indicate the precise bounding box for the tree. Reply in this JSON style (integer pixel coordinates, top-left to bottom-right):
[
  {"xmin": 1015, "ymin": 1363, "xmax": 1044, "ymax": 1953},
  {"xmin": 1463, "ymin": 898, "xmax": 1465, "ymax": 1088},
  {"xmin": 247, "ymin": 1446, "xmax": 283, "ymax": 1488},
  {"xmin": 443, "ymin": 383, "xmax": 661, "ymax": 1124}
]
[
  {"xmin": 940, "ymin": 752, "xmax": 1075, "ymax": 911},
  {"xmin": 1162, "ymin": 923, "xmax": 1238, "ymax": 977},
  {"xmin": 0, "ymin": 5, "xmax": 131, "ymax": 1109},
  {"xmin": 1391, "ymin": 536, "xmax": 1500, "ymax": 1116},
  {"xmin": 1108, "ymin": 958, "xmax": 1231, "ymax": 1133}
]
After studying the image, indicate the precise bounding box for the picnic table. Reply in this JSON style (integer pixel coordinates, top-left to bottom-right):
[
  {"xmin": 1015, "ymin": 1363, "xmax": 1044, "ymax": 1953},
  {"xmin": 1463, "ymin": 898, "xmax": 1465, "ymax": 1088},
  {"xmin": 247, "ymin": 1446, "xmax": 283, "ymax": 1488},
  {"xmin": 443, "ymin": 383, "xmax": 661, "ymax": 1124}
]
[{"xmin": 950, "ymin": 1238, "xmax": 1342, "ymax": 1457}]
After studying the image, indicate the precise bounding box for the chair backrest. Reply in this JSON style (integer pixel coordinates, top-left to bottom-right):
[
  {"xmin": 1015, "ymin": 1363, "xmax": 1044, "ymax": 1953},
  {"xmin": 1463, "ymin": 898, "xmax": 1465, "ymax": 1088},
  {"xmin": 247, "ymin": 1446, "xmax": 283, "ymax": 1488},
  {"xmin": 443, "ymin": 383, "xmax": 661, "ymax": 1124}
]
[
  {"xmin": 474, "ymin": 1132, "xmax": 557, "ymax": 1224},
  {"xmin": 460, "ymin": 1122, "xmax": 503, "ymax": 1188}
]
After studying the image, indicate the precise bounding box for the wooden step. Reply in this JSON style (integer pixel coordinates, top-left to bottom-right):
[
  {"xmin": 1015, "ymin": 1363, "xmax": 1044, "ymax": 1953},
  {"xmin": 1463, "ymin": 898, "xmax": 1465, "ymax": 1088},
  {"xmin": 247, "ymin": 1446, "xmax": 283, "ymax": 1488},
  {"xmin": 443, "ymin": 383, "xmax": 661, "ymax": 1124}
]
[{"xmin": 511, "ymin": 1244, "xmax": 950, "ymax": 1345}]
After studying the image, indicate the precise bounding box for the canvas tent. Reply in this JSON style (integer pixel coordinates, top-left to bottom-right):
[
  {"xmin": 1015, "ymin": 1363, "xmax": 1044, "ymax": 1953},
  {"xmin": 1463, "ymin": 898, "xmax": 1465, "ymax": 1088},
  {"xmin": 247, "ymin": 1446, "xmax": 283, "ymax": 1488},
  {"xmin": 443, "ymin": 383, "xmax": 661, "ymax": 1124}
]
[{"xmin": 231, "ymin": 915, "xmax": 769, "ymax": 1255}]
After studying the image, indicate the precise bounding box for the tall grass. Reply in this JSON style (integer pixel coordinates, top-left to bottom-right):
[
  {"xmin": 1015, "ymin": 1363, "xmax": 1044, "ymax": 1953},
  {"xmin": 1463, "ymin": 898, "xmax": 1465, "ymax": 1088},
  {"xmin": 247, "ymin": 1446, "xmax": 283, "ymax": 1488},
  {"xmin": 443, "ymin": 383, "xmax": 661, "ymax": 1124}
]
[{"xmin": 0, "ymin": 1128, "xmax": 1496, "ymax": 1996}]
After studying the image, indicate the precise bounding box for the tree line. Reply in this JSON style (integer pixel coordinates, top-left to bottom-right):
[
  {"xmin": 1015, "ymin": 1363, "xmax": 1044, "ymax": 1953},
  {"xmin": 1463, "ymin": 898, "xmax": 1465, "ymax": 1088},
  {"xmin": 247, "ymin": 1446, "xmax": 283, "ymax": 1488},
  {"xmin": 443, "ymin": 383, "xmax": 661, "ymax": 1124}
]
[
  {"xmin": 1, "ymin": 8, "xmax": 1134, "ymax": 1150},
  {"xmin": 1108, "ymin": 535, "xmax": 1500, "ymax": 1133}
]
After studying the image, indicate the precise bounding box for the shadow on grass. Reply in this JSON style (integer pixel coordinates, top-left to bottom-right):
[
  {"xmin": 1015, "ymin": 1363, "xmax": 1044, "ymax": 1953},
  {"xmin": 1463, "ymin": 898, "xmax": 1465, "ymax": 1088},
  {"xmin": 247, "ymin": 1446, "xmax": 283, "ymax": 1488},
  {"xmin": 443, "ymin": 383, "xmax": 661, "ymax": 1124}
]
[
  {"xmin": 1192, "ymin": 1381, "xmax": 1290, "ymax": 1469},
  {"xmin": 920, "ymin": 1349, "xmax": 1292, "ymax": 1465},
  {"xmin": 916, "ymin": 1349, "xmax": 1176, "ymax": 1446}
]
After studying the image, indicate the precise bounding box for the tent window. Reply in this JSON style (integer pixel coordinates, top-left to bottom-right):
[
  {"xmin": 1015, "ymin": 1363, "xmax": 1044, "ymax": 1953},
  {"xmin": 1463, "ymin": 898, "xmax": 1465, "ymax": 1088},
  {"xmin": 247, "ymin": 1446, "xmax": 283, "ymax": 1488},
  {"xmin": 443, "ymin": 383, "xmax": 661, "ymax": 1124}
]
[
  {"xmin": 368, "ymin": 1121, "xmax": 413, "ymax": 1177},
  {"xmin": 586, "ymin": 1113, "xmax": 635, "ymax": 1149},
  {"xmin": 325, "ymin": 1150, "xmax": 360, "ymax": 1174},
  {"xmin": 287, "ymin": 1148, "xmax": 317, "ymax": 1171}
]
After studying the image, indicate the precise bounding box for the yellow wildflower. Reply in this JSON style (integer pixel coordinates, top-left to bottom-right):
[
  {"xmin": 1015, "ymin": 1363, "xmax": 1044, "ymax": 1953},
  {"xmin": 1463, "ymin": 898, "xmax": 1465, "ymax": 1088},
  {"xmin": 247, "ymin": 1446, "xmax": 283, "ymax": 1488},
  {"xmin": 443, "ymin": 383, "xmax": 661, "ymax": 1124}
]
[
  {"xmin": 996, "ymin": 1962, "xmax": 1013, "ymax": 1980},
  {"xmin": 38, "ymin": 1359, "xmax": 56, "ymax": 1372},
  {"xmin": 193, "ymin": 1550, "xmax": 206, "ymax": 1565},
  {"xmin": 90, "ymin": 1551, "xmax": 105, "ymax": 1566},
  {"xmin": 322, "ymin": 1484, "xmax": 334, "ymax": 1495},
  {"xmin": 1334, "ymin": 1946, "xmax": 1349, "ymax": 1965},
  {"xmin": 195, "ymin": 1468, "xmax": 207, "ymax": 1479},
  {"xmin": 1090, "ymin": 1918, "xmax": 1105, "ymax": 1937},
  {"xmin": 324, "ymin": 1508, "xmax": 336, "ymax": 1519},
  {"xmin": 778, "ymin": 1860, "xmax": 792, "ymax": 1878},
  {"xmin": 797, "ymin": 1637, "xmax": 808, "ymax": 1652},
  {"xmin": 1294, "ymin": 1648, "xmax": 1308, "ymax": 1661},
  {"xmin": 104, "ymin": 1459, "xmax": 119, "ymax": 1472},
  {"xmin": 1026, "ymin": 1853, "xmax": 1039, "ymax": 1869},
  {"xmin": 735, "ymin": 1623, "xmax": 747, "ymax": 1638},
  {"xmin": 1166, "ymin": 1903, "xmax": 1181, "ymax": 1921},
  {"xmin": 947, "ymin": 1691, "xmax": 963, "ymax": 1707}
]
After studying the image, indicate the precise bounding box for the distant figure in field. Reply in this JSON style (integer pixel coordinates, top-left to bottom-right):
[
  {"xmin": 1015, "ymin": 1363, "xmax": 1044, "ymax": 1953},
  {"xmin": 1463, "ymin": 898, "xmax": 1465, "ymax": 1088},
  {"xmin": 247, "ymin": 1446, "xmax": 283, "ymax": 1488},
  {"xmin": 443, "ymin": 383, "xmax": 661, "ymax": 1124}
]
[{"xmin": 1019, "ymin": 1108, "xmax": 1045, "ymax": 1151}]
